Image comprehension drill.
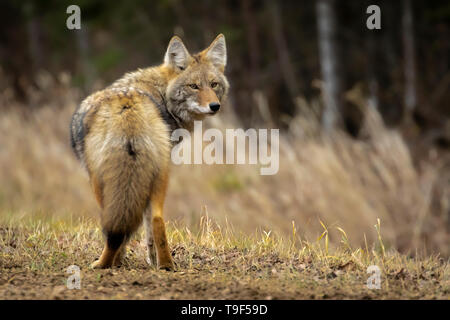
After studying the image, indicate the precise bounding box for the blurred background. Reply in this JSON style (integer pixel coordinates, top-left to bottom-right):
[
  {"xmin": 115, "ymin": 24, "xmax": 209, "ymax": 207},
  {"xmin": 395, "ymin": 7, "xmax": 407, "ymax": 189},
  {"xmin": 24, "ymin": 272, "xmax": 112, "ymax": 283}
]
[{"xmin": 0, "ymin": 0, "xmax": 448, "ymax": 256}]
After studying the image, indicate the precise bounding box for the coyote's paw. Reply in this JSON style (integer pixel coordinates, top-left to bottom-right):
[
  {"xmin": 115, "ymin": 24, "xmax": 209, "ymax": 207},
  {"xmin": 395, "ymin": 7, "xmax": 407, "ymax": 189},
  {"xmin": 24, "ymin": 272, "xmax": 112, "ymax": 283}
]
[
  {"xmin": 113, "ymin": 255, "xmax": 125, "ymax": 267},
  {"xmin": 158, "ymin": 259, "xmax": 175, "ymax": 271},
  {"xmin": 113, "ymin": 260, "xmax": 122, "ymax": 268},
  {"xmin": 91, "ymin": 260, "xmax": 109, "ymax": 269}
]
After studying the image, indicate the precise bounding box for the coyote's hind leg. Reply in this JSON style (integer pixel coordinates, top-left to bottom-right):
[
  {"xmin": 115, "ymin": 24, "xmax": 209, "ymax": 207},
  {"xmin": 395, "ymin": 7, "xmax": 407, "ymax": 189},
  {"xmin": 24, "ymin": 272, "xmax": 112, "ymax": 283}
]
[
  {"xmin": 143, "ymin": 209, "xmax": 157, "ymax": 266},
  {"xmin": 150, "ymin": 170, "xmax": 175, "ymax": 271},
  {"xmin": 91, "ymin": 232, "xmax": 127, "ymax": 269},
  {"xmin": 113, "ymin": 242, "xmax": 127, "ymax": 267}
]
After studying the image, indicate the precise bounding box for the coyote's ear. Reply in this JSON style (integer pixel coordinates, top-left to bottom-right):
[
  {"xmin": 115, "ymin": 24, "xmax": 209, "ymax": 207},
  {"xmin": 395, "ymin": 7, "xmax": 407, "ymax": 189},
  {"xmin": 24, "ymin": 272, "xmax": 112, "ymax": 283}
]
[
  {"xmin": 204, "ymin": 34, "xmax": 227, "ymax": 71},
  {"xmin": 164, "ymin": 36, "xmax": 190, "ymax": 71}
]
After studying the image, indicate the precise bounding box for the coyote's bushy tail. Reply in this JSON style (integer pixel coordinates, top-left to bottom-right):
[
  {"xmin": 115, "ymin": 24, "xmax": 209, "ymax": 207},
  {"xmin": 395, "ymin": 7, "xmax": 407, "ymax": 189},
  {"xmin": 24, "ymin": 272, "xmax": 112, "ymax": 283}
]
[{"xmin": 99, "ymin": 138, "xmax": 160, "ymax": 239}]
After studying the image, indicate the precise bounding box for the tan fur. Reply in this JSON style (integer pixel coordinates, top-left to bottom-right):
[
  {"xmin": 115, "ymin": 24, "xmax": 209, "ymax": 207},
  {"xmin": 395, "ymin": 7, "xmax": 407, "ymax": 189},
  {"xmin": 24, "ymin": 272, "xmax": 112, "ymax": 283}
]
[
  {"xmin": 70, "ymin": 34, "xmax": 229, "ymax": 270},
  {"xmin": 198, "ymin": 87, "xmax": 220, "ymax": 107}
]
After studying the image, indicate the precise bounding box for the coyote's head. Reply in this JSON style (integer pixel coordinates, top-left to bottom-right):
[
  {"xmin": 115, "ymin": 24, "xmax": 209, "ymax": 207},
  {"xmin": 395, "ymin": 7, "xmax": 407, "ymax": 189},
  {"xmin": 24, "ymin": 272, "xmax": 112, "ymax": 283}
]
[{"xmin": 164, "ymin": 34, "xmax": 229, "ymax": 130}]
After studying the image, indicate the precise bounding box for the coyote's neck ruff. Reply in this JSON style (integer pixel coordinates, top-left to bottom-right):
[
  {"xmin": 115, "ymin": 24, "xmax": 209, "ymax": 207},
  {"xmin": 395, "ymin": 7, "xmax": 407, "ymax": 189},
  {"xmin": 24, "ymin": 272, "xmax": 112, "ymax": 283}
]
[{"xmin": 70, "ymin": 34, "xmax": 229, "ymax": 270}]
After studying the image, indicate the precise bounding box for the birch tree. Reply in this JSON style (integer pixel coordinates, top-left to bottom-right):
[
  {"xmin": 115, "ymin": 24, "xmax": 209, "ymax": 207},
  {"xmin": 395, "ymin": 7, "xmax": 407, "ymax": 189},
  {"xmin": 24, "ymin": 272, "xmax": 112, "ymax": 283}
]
[
  {"xmin": 316, "ymin": 0, "xmax": 342, "ymax": 130},
  {"xmin": 402, "ymin": 0, "xmax": 417, "ymax": 114}
]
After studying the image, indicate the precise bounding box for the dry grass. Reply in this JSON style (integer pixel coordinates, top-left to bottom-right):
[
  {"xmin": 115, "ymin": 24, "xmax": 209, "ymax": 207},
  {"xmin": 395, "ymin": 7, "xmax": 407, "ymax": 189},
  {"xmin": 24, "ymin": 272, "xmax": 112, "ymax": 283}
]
[
  {"xmin": 0, "ymin": 70, "xmax": 448, "ymax": 258},
  {"xmin": 0, "ymin": 213, "xmax": 448, "ymax": 299}
]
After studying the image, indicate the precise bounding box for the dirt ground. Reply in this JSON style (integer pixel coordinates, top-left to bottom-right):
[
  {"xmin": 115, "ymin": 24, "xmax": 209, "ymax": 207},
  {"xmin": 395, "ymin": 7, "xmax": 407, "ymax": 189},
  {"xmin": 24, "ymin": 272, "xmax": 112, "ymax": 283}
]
[{"xmin": 0, "ymin": 223, "xmax": 448, "ymax": 300}]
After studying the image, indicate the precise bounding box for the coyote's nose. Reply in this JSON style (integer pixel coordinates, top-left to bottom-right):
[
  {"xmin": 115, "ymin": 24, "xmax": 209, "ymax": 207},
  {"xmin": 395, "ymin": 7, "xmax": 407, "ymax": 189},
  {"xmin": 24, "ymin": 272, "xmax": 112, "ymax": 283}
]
[{"xmin": 209, "ymin": 102, "xmax": 221, "ymax": 112}]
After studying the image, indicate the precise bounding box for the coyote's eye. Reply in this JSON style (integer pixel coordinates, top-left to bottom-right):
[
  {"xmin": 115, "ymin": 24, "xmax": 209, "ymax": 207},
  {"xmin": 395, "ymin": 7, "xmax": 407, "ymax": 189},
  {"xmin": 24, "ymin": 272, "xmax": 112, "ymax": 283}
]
[
  {"xmin": 189, "ymin": 84, "xmax": 199, "ymax": 90},
  {"xmin": 210, "ymin": 82, "xmax": 218, "ymax": 88}
]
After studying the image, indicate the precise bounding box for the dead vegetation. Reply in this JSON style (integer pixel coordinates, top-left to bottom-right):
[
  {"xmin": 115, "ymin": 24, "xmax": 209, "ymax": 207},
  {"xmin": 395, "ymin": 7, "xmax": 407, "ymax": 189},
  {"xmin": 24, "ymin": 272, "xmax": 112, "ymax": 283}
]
[
  {"xmin": 0, "ymin": 215, "xmax": 448, "ymax": 299},
  {"xmin": 0, "ymin": 71, "xmax": 448, "ymax": 258},
  {"xmin": 0, "ymin": 70, "xmax": 449, "ymax": 299}
]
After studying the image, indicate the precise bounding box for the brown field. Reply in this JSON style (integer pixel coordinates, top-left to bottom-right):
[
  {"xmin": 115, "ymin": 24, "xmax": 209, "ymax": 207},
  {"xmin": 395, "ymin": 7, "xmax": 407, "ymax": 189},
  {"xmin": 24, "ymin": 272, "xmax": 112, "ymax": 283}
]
[
  {"xmin": 0, "ymin": 217, "xmax": 448, "ymax": 299},
  {"xmin": 0, "ymin": 71, "xmax": 448, "ymax": 299}
]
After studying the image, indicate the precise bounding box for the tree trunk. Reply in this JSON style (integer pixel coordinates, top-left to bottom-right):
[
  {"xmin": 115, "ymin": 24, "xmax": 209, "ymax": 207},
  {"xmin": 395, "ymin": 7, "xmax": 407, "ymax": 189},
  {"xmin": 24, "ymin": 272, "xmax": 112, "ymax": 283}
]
[
  {"xmin": 366, "ymin": 32, "xmax": 379, "ymax": 111},
  {"xmin": 75, "ymin": 27, "xmax": 95, "ymax": 91},
  {"xmin": 267, "ymin": 0, "xmax": 301, "ymax": 106},
  {"xmin": 402, "ymin": 0, "xmax": 417, "ymax": 114},
  {"xmin": 316, "ymin": 0, "xmax": 341, "ymax": 130},
  {"xmin": 27, "ymin": 16, "xmax": 44, "ymax": 74}
]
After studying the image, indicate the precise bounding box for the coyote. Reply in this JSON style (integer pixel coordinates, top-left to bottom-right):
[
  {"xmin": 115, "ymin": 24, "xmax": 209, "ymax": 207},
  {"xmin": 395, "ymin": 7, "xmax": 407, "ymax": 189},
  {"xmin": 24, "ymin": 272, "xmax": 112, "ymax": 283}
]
[{"xmin": 70, "ymin": 34, "xmax": 229, "ymax": 270}]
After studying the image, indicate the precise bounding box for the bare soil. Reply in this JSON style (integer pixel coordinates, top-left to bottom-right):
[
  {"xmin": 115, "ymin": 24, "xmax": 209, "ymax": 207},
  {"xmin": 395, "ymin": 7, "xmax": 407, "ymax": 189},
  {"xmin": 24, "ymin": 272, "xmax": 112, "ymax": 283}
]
[{"xmin": 0, "ymin": 224, "xmax": 448, "ymax": 300}]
